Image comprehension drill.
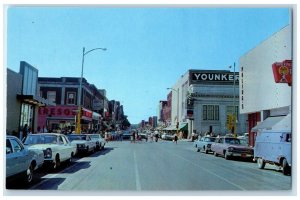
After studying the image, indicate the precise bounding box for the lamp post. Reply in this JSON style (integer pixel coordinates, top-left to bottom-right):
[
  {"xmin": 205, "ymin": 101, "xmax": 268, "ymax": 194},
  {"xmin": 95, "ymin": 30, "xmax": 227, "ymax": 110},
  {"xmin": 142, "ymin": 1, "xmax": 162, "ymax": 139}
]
[
  {"xmin": 76, "ymin": 47, "xmax": 107, "ymax": 134},
  {"xmin": 229, "ymin": 62, "xmax": 237, "ymax": 138},
  {"xmin": 167, "ymin": 87, "xmax": 179, "ymax": 136}
]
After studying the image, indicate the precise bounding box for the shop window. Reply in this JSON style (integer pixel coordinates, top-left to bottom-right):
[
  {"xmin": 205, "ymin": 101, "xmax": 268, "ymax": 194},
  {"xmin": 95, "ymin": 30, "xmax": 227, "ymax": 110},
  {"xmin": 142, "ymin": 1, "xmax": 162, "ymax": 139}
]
[
  {"xmin": 67, "ymin": 92, "xmax": 76, "ymax": 105},
  {"xmin": 47, "ymin": 91, "xmax": 56, "ymax": 103}
]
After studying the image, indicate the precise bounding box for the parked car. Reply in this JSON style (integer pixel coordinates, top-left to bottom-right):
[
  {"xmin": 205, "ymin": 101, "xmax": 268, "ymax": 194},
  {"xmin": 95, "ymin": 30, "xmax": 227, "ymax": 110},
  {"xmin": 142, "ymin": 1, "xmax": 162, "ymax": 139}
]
[
  {"xmin": 254, "ymin": 131, "xmax": 291, "ymax": 175},
  {"xmin": 211, "ymin": 137, "xmax": 254, "ymax": 160},
  {"xmin": 161, "ymin": 133, "xmax": 174, "ymax": 141},
  {"xmin": 67, "ymin": 134, "xmax": 97, "ymax": 155},
  {"xmin": 86, "ymin": 134, "xmax": 106, "ymax": 150},
  {"xmin": 6, "ymin": 135, "xmax": 44, "ymax": 184},
  {"xmin": 23, "ymin": 133, "xmax": 77, "ymax": 170},
  {"xmin": 194, "ymin": 136, "xmax": 216, "ymax": 153}
]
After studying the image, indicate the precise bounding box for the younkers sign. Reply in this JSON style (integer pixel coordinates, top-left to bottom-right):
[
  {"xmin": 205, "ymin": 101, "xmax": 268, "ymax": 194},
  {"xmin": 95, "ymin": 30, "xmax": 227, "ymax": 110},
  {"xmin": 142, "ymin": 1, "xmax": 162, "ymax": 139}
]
[{"xmin": 190, "ymin": 71, "xmax": 239, "ymax": 84}]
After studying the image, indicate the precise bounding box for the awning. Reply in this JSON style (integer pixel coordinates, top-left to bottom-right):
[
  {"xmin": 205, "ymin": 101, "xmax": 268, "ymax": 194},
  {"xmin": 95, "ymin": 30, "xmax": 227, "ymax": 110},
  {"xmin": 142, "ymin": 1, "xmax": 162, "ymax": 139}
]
[
  {"xmin": 17, "ymin": 94, "xmax": 55, "ymax": 106},
  {"xmin": 163, "ymin": 123, "xmax": 188, "ymax": 131},
  {"xmin": 164, "ymin": 125, "xmax": 176, "ymax": 131},
  {"xmin": 179, "ymin": 123, "xmax": 188, "ymax": 130},
  {"xmin": 251, "ymin": 114, "xmax": 291, "ymax": 132}
]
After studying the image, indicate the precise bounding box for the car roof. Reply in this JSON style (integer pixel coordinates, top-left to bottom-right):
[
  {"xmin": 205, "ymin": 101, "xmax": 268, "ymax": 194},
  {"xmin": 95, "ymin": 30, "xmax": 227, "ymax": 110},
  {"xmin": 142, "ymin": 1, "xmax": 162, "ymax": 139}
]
[{"xmin": 31, "ymin": 133, "xmax": 63, "ymax": 136}]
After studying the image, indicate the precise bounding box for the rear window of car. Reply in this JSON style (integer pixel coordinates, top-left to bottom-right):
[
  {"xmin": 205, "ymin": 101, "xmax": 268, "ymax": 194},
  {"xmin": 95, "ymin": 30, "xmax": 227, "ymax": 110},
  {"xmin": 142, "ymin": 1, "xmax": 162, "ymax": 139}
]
[
  {"xmin": 224, "ymin": 138, "xmax": 240, "ymax": 145},
  {"xmin": 68, "ymin": 135, "xmax": 86, "ymax": 141},
  {"xmin": 204, "ymin": 137, "xmax": 216, "ymax": 142}
]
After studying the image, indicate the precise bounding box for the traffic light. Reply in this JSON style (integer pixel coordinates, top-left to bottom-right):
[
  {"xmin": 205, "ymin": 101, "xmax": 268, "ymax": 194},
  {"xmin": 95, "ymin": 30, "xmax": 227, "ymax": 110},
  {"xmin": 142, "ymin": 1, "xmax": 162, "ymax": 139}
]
[{"xmin": 227, "ymin": 114, "xmax": 232, "ymax": 130}]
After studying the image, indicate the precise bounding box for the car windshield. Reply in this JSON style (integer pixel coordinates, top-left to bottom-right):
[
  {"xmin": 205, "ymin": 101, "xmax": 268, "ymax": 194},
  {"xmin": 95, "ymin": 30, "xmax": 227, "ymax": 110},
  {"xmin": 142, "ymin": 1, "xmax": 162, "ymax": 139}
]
[
  {"xmin": 67, "ymin": 135, "xmax": 87, "ymax": 141},
  {"xmin": 239, "ymin": 139, "xmax": 248, "ymax": 146},
  {"xmin": 224, "ymin": 138, "xmax": 240, "ymax": 145},
  {"xmin": 204, "ymin": 137, "xmax": 216, "ymax": 142},
  {"xmin": 24, "ymin": 135, "xmax": 58, "ymax": 145},
  {"xmin": 89, "ymin": 135, "xmax": 99, "ymax": 139}
]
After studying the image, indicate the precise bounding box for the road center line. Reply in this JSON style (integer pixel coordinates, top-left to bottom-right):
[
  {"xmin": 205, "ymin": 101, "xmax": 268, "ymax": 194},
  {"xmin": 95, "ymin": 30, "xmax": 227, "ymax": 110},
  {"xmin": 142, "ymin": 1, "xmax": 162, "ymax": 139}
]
[
  {"xmin": 133, "ymin": 151, "xmax": 142, "ymax": 191},
  {"xmin": 172, "ymin": 152, "xmax": 246, "ymax": 190}
]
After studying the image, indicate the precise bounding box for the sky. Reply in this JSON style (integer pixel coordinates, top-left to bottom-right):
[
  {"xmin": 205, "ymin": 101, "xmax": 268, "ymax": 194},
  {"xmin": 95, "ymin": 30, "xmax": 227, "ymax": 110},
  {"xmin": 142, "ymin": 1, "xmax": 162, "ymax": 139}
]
[{"xmin": 5, "ymin": 6, "xmax": 290, "ymax": 124}]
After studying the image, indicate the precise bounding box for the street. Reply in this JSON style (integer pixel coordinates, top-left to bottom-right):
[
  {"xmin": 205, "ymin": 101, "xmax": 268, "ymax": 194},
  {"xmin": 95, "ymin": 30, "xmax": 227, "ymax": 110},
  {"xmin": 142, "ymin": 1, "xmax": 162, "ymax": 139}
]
[{"xmin": 7, "ymin": 140, "xmax": 291, "ymax": 192}]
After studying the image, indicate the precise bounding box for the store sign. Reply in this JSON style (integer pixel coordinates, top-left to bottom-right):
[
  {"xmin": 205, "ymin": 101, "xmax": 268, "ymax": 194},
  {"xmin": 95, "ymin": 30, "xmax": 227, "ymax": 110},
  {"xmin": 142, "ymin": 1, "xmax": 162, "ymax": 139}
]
[
  {"xmin": 191, "ymin": 72, "xmax": 239, "ymax": 83},
  {"xmin": 272, "ymin": 60, "xmax": 292, "ymax": 86},
  {"xmin": 93, "ymin": 99, "xmax": 103, "ymax": 110},
  {"xmin": 38, "ymin": 106, "xmax": 77, "ymax": 117}
]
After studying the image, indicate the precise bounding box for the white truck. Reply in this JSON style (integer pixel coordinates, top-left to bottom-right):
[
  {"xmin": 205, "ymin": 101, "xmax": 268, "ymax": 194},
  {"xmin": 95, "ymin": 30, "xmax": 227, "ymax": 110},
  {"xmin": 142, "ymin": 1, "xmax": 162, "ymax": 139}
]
[{"xmin": 253, "ymin": 114, "xmax": 291, "ymax": 175}]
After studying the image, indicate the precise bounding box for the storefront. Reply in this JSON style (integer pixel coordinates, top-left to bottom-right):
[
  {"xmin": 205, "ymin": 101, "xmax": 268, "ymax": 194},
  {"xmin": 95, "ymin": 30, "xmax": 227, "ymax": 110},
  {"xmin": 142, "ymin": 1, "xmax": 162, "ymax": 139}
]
[{"xmin": 38, "ymin": 105, "xmax": 95, "ymax": 133}]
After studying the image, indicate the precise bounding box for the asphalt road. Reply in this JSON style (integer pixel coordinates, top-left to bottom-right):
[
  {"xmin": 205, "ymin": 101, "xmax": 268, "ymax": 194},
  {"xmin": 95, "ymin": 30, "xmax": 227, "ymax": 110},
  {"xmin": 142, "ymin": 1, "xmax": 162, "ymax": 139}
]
[{"xmin": 6, "ymin": 139, "xmax": 292, "ymax": 194}]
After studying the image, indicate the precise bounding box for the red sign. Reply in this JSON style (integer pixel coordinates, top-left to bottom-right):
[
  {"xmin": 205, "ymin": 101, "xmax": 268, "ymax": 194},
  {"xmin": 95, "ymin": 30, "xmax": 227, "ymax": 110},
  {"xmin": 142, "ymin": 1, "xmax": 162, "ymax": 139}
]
[{"xmin": 272, "ymin": 60, "xmax": 292, "ymax": 86}]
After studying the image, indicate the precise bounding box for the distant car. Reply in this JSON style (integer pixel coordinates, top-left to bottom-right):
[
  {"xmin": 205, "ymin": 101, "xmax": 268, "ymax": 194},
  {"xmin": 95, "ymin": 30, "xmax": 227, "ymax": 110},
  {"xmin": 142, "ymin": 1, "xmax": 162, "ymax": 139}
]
[
  {"xmin": 6, "ymin": 135, "xmax": 44, "ymax": 184},
  {"xmin": 211, "ymin": 137, "xmax": 254, "ymax": 160},
  {"xmin": 122, "ymin": 130, "xmax": 131, "ymax": 140},
  {"xmin": 194, "ymin": 136, "xmax": 216, "ymax": 154},
  {"xmin": 67, "ymin": 134, "xmax": 97, "ymax": 155},
  {"xmin": 86, "ymin": 134, "xmax": 106, "ymax": 150},
  {"xmin": 23, "ymin": 133, "xmax": 77, "ymax": 170}
]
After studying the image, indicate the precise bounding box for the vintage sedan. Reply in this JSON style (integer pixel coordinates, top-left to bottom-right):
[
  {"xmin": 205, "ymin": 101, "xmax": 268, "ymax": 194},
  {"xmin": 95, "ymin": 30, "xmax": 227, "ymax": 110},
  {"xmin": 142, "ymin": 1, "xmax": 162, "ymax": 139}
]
[
  {"xmin": 86, "ymin": 134, "xmax": 106, "ymax": 150},
  {"xmin": 67, "ymin": 134, "xmax": 97, "ymax": 155},
  {"xmin": 23, "ymin": 133, "xmax": 77, "ymax": 170},
  {"xmin": 194, "ymin": 136, "xmax": 216, "ymax": 153},
  {"xmin": 211, "ymin": 137, "xmax": 254, "ymax": 160},
  {"xmin": 6, "ymin": 136, "xmax": 44, "ymax": 184}
]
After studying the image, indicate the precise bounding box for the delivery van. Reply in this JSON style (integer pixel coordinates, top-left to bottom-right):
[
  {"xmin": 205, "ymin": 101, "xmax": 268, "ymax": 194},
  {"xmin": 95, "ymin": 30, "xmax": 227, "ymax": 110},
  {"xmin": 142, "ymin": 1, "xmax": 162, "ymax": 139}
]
[{"xmin": 254, "ymin": 131, "xmax": 291, "ymax": 175}]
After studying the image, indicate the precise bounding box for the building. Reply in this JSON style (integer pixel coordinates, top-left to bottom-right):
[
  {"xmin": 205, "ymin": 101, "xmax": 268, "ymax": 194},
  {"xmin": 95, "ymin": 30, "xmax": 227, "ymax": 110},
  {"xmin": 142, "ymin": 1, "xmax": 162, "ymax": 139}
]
[
  {"xmin": 239, "ymin": 25, "xmax": 292, "ymax": 146},
  {"xmin": 166, "ymin": 69, "xmax": 247, "ymax": 138},
  {"xmin": 6, "ymin": 61, "xmax": 50, "ymax": 137},
  {"xmin": 38, "ymin": 77, "xmax": 106, "ymax": 133}
]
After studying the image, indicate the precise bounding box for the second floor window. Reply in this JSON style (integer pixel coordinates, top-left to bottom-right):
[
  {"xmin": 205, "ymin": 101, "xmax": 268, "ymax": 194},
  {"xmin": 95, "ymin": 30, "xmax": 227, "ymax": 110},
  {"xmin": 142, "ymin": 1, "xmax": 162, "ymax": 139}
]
[
  {"xmin": 47, "ymin": 91, "xmax": 56, "ymax": 103},
  {"xmin": 67, "ymin": 92, "xmax": 76, "ymax": 105},
  {"xmin": 203, "ymin": 105, "xmax": 219, "ymax": 121}
]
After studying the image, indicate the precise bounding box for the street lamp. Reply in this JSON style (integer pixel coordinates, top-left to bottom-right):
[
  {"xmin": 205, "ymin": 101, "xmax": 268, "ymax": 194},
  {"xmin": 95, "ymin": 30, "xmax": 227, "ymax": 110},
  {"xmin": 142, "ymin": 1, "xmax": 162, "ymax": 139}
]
[
  {"xmin": 229, "ymin": 62, "xmax": 237, "ymax": 138},
  {"xmin": 76, "ymin": 47, "xmax": 107, "ymax": 134},
  {"xmin": 167, "ymin": 87, "xmax": 179, "ymax": 136}
]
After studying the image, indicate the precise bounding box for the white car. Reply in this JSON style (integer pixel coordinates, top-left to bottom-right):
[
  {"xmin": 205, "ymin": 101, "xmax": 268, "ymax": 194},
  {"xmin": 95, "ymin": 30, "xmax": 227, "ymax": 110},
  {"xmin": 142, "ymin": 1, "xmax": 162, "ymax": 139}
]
[
  {"xmin": 23, "ymin": 133, "xmax": 77, "ymax": 170},
  {"xmin": 67, "ymin": 134, "xmax": 97, "ymax": 155},
  {"xmin": 6, "ymin": 135, "xmax": 44, "ymax": 184},
  {"xmin": 86, "ymin": 134, "xmax": 106, "ymax": 150}
]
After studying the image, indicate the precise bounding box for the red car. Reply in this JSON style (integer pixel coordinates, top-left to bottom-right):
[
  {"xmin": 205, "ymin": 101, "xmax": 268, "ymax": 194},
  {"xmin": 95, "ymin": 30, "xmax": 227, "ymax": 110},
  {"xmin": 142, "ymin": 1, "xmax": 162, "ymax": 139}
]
[{"xmin": 211, "ymin": 137, "xmax": 253, "ymax": 160}]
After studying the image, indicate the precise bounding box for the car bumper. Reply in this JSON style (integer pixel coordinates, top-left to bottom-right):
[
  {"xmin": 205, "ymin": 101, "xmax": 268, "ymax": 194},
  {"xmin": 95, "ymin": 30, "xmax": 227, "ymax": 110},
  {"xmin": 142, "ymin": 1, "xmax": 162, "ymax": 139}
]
[{"xmin": 228, "ymin": 152, "xmax": 253, "ymax": 158}]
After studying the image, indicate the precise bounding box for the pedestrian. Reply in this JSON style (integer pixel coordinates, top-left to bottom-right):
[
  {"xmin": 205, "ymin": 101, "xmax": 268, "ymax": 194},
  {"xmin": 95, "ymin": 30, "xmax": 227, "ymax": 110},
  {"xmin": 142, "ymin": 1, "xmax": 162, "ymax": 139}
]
[
  {"xmin": 22, "ymin": 124, "xmax": 28, "ymax": 141},
  {"xmin": 132, "ymin": 131, "xmax": 136, "ymax": 143},
  {"xmin": 174, "ymin": 134, "xmax": 178, "ymax": 144}
]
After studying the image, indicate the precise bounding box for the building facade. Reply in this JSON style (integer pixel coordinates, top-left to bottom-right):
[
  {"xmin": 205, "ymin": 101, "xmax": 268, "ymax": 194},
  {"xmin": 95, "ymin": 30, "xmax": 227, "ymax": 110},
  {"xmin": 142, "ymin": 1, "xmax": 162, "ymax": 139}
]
[
  {"xmin": 239, "ymin": 25, "xmax": 292, "ymax": 146},
  {"xmin": 38, "ymin": 77, "xmax": 107, "ymax": 133},
  {"xmin": 168, "ymin": 69, "xmax": 247, "ymax": 138},
  {"xmin": 7, "ymin": 61, "xmax": 50, "ymax": 138}
]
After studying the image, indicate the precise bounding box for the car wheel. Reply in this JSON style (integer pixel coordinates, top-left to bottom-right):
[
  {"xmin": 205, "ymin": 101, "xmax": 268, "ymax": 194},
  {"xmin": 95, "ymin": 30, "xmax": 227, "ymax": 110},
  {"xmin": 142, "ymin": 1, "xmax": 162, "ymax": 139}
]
[
  {"xmin": 205, "ymin": 149, "xmax": 209, "ymax": 154},
  {"xmin": 25, "ymin": 164, "xmax": 34, "ymax": 184},
  {"xmin": 257, "ymin": 158, "xmax": 265, "ymax": 169},
  {"xmin": 224, "ymin": 151, "xmax": 231, "ymax": 160},
  {"xmin": 214, "ymin": 151, "xmax": 218, "ymax": 157},
  {"xmin": 67, "ymin": 152, "xmax": 74, "ymax": 164},
  {"xmin": 282, "ymin": 158, "xmax": 291, "ymax": 175},
  {"xmin": 54, "ymin": 155, "xmax": 61, "ymax": 169},
  {"xmin": 196, "ymin": 145, "xmax": 200, "ymax": 152}
]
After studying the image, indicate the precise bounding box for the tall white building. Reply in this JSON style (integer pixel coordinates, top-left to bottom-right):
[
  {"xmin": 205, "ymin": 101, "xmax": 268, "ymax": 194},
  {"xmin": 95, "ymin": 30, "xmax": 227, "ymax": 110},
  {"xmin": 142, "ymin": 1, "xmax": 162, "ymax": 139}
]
[
  {"xmin": 167, "ymin": 69, "xmax": 247, "ymax": 138},
  {"xmin": 239, "ymin": 24, "xmax": 292, "ymax": 146}
]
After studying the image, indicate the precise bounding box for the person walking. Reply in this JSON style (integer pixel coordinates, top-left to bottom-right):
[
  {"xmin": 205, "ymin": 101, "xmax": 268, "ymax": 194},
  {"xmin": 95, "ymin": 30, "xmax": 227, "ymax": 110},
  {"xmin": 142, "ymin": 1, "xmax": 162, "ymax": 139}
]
[
  {"xmin": 22, "ymin": 124, "xmax": 28, "ymax": 141},
  {"xmin": 174, "ymin": 134, "xmax": 178, "ymax": 144}
]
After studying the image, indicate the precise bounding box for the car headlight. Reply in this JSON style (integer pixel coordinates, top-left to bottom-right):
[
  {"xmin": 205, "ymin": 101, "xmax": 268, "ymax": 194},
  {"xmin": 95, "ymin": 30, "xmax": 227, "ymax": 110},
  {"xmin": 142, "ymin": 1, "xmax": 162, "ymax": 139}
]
[
  {"xmin": 43, "ymin": 148, "xmax": 52, "ymax": 159},
  {"xmin": 228, "ymin": 147, "xmax": 234, "ymax": 152},
  {"xmin": 77, "ymin": 144, "xmax": 85, "ymax": 148}
]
